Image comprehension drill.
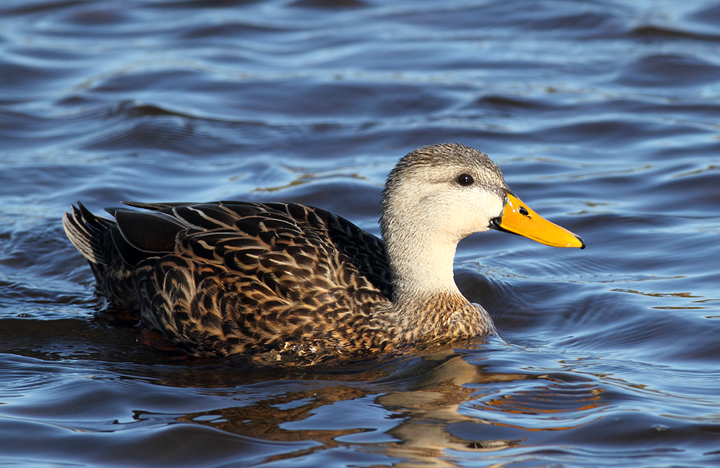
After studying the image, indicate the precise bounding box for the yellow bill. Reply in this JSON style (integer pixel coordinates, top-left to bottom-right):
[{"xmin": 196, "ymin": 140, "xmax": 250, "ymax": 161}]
[{"xmin": 496, "ymin": 192, "xmax": 585, "ymax": 249}]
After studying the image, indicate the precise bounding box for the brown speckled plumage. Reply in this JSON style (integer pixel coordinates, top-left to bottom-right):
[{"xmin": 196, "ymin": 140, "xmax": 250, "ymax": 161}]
[{"xmin": 64, "ymin": 143, "xmax": 583, "ymax": 362}]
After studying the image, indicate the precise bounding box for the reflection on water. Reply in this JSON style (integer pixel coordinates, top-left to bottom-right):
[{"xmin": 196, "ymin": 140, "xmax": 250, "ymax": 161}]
[
  {"xmin": 122, "ymin": 346, "xmax": 611, "ymax": 467},
  {"xmin": 2, "ymin": 0, "xmax": 720, "ymax": 466}
]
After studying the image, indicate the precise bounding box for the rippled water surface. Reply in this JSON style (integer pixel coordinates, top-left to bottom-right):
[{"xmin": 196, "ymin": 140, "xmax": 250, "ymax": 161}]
[{"xmin": 2, "ymin": 0, "xmax": 720, "ymax": 466}]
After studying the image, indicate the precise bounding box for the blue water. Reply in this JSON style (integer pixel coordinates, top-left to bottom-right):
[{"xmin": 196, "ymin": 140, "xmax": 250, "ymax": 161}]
[{"xmin": 2, "ymin": 0, "xmax": 720, "ymax": 466}]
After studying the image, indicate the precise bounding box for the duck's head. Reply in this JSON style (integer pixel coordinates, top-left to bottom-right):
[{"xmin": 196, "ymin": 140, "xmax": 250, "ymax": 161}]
[{"xmin": 380, "ymin": 143, "xmax": 585, "ymax": 252}]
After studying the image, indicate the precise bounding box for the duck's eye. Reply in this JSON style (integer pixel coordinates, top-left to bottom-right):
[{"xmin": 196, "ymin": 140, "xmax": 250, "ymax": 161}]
[{"xmin": 457, "ymin": 174, "xmax": 474, "ymax": 186}]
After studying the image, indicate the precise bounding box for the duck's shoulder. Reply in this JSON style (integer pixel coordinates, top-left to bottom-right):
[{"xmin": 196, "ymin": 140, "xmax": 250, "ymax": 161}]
[{"xmin": 261, "ymin": 202, "xmax": 393, "ymax": 296}]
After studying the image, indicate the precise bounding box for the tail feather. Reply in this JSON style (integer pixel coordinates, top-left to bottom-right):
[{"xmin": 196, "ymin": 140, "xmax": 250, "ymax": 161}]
[{"xmin": 63, "ymin": 202, "xmax": 114, "ymax": 265}]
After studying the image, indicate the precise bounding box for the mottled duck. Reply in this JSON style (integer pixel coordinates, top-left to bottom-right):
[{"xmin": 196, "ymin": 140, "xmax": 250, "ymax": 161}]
[{"xmin": 63, "ymin": 143, "xmax": 584, "ymax": 361}]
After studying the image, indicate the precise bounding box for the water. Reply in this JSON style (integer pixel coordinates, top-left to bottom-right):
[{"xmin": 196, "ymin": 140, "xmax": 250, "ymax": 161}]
[{"xmin": 2, "ymin": 0, "xmax": 720, "ymax": 466}]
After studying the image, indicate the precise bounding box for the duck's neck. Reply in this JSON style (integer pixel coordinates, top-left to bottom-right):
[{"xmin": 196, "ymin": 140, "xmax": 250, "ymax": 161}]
[
  {"xmin": 380, "ymin": 223, "xmax": 492, "ymax": 339},
  {"xmin": 378, "ymin": 184, "xmax": 494, "ymax": 340},
  {"xmin": 383, "ymin": 224, "xmax": 464, "ymax": 304}
]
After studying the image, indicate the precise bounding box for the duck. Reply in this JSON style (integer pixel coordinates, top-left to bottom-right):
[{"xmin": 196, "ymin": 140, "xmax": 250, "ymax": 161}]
[{"xmin": 63, "ymin": 143, "xmax": 584, "ymax": 362}]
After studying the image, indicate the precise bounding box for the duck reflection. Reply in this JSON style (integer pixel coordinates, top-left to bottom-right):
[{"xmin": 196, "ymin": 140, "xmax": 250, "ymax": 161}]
[{"xmin": 160, "ymin": 342, "xmax": 605, "ymax": 466}]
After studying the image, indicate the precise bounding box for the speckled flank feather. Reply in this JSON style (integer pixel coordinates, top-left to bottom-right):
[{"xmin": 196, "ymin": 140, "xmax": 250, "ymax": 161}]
[{"xmin": 63, "ymin": 144, "xmax": 506, "ymax": 362}]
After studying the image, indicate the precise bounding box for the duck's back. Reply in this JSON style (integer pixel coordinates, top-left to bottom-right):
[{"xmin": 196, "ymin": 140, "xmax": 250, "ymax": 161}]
[{"xmin": 63, "ymin": 201, "xmax": 395, "ymax": 358}]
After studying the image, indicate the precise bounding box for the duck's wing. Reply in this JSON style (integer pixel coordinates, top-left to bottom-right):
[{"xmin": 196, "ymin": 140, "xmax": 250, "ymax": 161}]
[
  {"xmin": 261, "ymin": 202, "xmax": 393, "ymax": 299},
  {"xmin": 121, "ymin": 201, "xmax": 393, "ymax": 298},
  {"xmin": 98, "ymin": 201, "xmax": 393, "ymax": 356}
]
